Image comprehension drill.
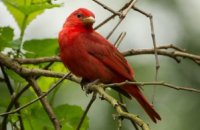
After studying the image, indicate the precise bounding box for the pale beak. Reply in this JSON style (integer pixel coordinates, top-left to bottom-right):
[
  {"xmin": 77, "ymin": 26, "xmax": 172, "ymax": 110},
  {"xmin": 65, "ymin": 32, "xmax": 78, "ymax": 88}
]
[{"xmin": 83, "ymin": 16, "xmax": 95, "ymax": 26}]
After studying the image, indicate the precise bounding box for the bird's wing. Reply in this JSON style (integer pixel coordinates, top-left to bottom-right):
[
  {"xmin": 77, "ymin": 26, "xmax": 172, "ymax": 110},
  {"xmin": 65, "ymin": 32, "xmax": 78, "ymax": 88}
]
[{"xmin": 78, "ymin": 31, "xmax": 133, "ymax": 81}]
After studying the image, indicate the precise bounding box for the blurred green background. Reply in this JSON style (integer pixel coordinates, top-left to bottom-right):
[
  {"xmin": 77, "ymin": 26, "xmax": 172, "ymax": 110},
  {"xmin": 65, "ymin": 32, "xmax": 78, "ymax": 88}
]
[{"xmin": 0, "ymin": 0, "xmax": 200, "ymax": 130}]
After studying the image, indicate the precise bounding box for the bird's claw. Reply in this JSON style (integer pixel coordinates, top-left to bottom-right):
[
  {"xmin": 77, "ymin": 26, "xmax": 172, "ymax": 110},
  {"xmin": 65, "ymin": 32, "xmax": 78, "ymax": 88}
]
[{"xmin": 81, "ymin": 79, "xmax": 100, "ymax": 95}]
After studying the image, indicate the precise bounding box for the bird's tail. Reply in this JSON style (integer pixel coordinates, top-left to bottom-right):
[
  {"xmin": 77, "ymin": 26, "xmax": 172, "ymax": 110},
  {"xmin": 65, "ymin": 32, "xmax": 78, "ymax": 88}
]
[{"xmin": 124, "ymin": 85, "xmax": 161, "ymax": 123}]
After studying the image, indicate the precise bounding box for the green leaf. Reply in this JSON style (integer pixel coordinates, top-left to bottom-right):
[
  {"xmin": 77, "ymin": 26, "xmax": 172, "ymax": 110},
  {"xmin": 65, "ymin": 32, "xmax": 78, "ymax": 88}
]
[
  {"xmin": 0, "ymin": 83, "xmax": 11, "ymax": 113},
  {"xmin": 23, "ymin": 107, "xmax": 53, "ymax": 130},
  {"xmin": 37, "ymin": 76, "xmax": 58, "ymax": 92},
  {"xmin": 37, "ymin": 62, "xmax": 67, "ymax": 92},
  {"xmin": 23, "ymin": 38, "xmax": 59, "ymax": 58},
  {"xmin": 0, "ymin": 26, "xmax": 14, "ymax": 50},
  {"xmin": 3, "ymin": 0, "xmax": 61, "ymax": 30},
  {"xmin": 55, "ymin": 104, "xmax": 89, "ymax": 130},
  {"xmin": 17, "ymin": 3, "xmax": 60, "ymax": 15},
  {"xmin": 5, "ymin": 69, "xmax": 26, "ymax": 83},
  {"xmin": 8, "ymin": 38, "xmax": 22, "ymax": 50},
  {"xmin": 22, "ymin": 104, "xmax": 88, "ymax": 130}
]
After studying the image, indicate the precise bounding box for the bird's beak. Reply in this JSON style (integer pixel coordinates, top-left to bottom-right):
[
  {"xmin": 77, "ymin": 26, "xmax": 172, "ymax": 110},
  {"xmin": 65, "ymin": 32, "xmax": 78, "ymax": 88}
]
[{"xmin": 83, "ymin": 16, "xmax": 95, "ymax": 26}]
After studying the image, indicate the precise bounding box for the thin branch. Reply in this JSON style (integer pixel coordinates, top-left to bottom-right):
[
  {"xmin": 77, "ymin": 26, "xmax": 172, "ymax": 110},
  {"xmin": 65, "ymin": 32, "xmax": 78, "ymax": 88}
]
[
  {"xmin": 121, "ymin": 0, "xmax": 137, "ymax": 17},
  {"xmin": 0, "ymin": 64, "xmax": 14, "ymax": 94},
  {"xmin": 1, "ymin": 61, "xmax": 54, "ymax": 129},
  {"xmin": 1, "ymin": 47, "xmax": 199, "ymax": 80},
  {"xmin": 118, "ymin": 93, "xmax": 139, "ymax": 130},
  {"xmin": 123, "ymin": 48, "xmax": 200, "ymax": 65},
  {"xmin": 106, "ymin": 81, "xmax": 200, "ymax": 93},
  {"xmin": 0, "ymin": 1, "xmax": 199, "ymax": 130},
  {"xmin": 9, "ymin": 45, "xmax": 200, "ymax": 66},
  {"xmin": 106, "ymin": 0, "xmax": 137, "ymax": 39},
  {"xmin": 133, "ymin": 6, "xmax": 160, "ymax": 103},
  {"xmin": 0, "ymin": 73, "xmax": 70, "ymax": 117},
  {"xmin": 94, "ymin": 0, "xmax": 133, "ymax": 30},
  {"xmin": 0, "ymin": 53, "xmax": 80, "ymax": 81},
  {"xmin": 90, "ymin": 84, "xmax": 150, "ymax": 130},
  {"xmin": 114, "ymin": 32, "xmax": 126, "ymax": 48},
  {"xmin": 92, "ymin": 0, "xmax": 121, "ymax": 16},
  {"xmin": 174, "ymin": 51, "xmax": 200, "ymax": 61},
  {"xmin": 157, "ymin": 44, "xmax": 186, "ymax": 52},
  {"xmin": 106, "ymin": 18, "xmax": 124, "ymax": 39},
  {"xmin": 133, "ymin": 6, "xmax": 160, "ymax": 67},
  {"xmin": 14, "ymin": 56, "xmax": 60, "ymax": 64},
  {"xmin": 27, "ymin": 78, "xmax": 61, "ymax": 130},
  {"xmin": 0, "ymin": 64, "xmax": 24, "ymax": 130},
  {"xmin": 76, "ymin": 92, "xmax": 97, "ymax": 130}
]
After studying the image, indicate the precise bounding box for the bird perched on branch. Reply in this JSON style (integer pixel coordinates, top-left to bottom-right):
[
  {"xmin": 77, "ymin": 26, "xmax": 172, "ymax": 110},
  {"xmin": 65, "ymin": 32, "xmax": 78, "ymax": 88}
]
[{"xmin": 58, "ymin": 8, "xmax": 161, "ymax": 123}]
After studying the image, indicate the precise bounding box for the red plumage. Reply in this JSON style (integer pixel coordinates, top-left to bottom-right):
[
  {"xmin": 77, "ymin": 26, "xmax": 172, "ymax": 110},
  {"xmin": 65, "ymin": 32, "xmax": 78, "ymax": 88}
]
[{"xmin": 58, "ymin": 8, "xmax": 161, "ymax": 123}]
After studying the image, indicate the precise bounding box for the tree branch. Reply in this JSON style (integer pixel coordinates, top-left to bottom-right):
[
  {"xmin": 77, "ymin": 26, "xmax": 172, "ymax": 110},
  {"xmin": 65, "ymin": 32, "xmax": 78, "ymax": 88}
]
[
  {"xmin": 76, "ymin": 92, "xmax": 97, "ymax": 130},
  {"xmin": 0, "ymin": 52, "xmax": 80, "ymax": 82},
  {"xmin": 106, "ymin": 0, "xmax": 137, "ymax": 39},
  {"xmin": 133, "ymin": 6, "xmax": 160, "ymax": 71},
  {"xmin": 1, "ymin": 61, "xmax": 55, "ymax": 130},
  {"xmin": 94, "ymin": 0, "xmax": 134, "ymax": 30},
  {"xmin": 0, "ymin": 64, "xmax": 24, "ymax": 130},
  {"xmin": 90, "ymin": 84, "xmax": 150, "ymax": 130},
  {"xmin": 0, "ymin": 73, "xmax": 71, "ymax": 117},
  {"xmin": 27, "ymin": 77, "xmax": 61, "ymax": 130},
  {"xmin": 14, "ymin": 56, "xmax": 60, "ymax": 64},
  {"xmin": 11, "ymin": 45, "xmax": 200, "ymax": 65},
  {"xmin": 106, "ymin": 81, "xmax": 200, "ymax": 93},
  {"xmin": 92, "ymin": 0, "xmax": 121, "ymax": 16}
]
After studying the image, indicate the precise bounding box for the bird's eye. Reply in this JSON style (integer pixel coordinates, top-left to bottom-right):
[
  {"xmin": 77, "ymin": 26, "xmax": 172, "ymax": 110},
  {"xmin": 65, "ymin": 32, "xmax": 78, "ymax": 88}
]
[{"xmin": 76, "ymin": 13, "xmax": 83, "ymax": 18}]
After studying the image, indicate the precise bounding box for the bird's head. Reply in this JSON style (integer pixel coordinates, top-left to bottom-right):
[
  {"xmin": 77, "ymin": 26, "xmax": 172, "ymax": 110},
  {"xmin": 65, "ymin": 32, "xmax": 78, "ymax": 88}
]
[{"xmin": 64, "ymin": 8, "xmax": 95, "ymax": 29}]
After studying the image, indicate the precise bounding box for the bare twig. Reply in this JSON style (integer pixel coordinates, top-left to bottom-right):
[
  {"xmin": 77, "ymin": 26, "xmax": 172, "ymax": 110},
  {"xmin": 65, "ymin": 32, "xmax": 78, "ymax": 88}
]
[
  {"xmin": 14, "ymin": 56, "xmax": 60, "ymax": 64},
  {"xmin": 118, "ymin": 93, "xmax": 139, "ymax": 130},
  {"xmin": 106, "ymin": 0, "xmax": 137, "ymax": 39},
  {"xmin": 92, "ymin": 0, "xmax": 121, "ymax": 16},
  {"xmin": 1, "ymin": 61, "xmax": 54, "ymax": 129},
  {"xmin": 157, "ymin": 44, "xmax": 186, "ymax": 52},
  {"xmin": 0, "ymin": 53, "xmax": 80, "ymax": 81},
  {"xmin": 114, "ymin": 32, "xmax": 126, "ymax": 48},
  {"xmin": 27, "ymin": 78, "xmax": 61, "ymax": 130},
  {"xmin": 133, "ymin": 6, "xmax": 160, "ymax": 103},
  {"xmin": 94, "ymin": 0, "xmax": 133, "ymax": 30},
  {"xmin": 2, "ymin": 44, "xmax": 199, "ymax": 71},
  {"xmin": 123, "ymin": 48, "xmax": 200, "ymax": 65},
  {"xmin": 90, "ymin": 84, "xmax": 150, "ymax": 130},
  {"xmin": 106, "ymin": 19, "xmax": 124, "ymax": 39},
  {"xmin": 0, "ymin": 64, "xmax": 24, "ymax": 130},
  {"xmin": 1, "ymin": 0, "xmax": 199, "ymax": 130},
  {"xmin": 0, "ymin": 73, "xmax": 70, "ymax": 117},
  {"xmin": 76, "ymin": 92, "xmax": 97, "ymax": 130},
  {"xmin": 106, "ymin": 81, "xmax": 200, "ymax": 93},
  {"xmin": 9, "ymin": 45, "xmax": 200, "ymax": 66}
]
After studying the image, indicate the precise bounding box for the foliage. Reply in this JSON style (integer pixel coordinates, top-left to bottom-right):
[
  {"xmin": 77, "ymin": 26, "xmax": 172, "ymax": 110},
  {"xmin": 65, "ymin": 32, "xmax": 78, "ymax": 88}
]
[
  {"xmin": 0, "ymin": 27, "xmax": 14, "ymax": 51},
  {"xmin": 3, "ymin": 0, "xmax": 60, "ymax": 30},
  {"xmin": 1, "ymin": 0, "xmax": 200, "ymax": 130},
  {"xmin": 0, "ymin": 0, "xmax": 89, "ymax": 130}
]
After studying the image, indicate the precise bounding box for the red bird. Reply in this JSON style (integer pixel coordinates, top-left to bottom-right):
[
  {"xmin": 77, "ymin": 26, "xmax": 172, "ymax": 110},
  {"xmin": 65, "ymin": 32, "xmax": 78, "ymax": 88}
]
[{"xmin": 58, "ymin": 8, "xmax": 161, "ymax": 123}]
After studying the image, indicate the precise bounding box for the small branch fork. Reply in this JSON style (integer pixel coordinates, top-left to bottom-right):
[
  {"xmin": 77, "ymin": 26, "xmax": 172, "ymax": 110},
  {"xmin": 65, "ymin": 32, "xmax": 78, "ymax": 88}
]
[
  {"xmin": 0, "ymin": 0, "xmax": 200, "ymax": 130},
  {"xmin": 90, "ymin": 84, "xmax": 150, "ymax": 130},
  {"xmin": 1, "ymin": 51, "xmax": 200, "ymax": 130},
  {"xmin": 27, "ymin": 78, "xmax": 61, "ymax": 130},
  {"xmin": 105, "ymin": 81, "xmax": 200, "ymax": 94},
  {"xmin": 12, "ymin": 45, "xmax": 200, "ymax": 65}
]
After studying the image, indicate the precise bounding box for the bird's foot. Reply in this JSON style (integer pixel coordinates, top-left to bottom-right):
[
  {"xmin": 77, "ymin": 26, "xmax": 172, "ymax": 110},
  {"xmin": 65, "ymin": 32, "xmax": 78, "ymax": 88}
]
[{"xmin": 81, "ymin": 79, "xmax": 100, "ymax": 94}]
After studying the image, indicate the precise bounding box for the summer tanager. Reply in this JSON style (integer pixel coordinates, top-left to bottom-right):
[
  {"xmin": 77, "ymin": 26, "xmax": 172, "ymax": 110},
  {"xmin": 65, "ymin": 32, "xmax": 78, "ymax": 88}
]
[{"xmin": 58, "ymin": 8, "xmax": 161, "ymax": 123}]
